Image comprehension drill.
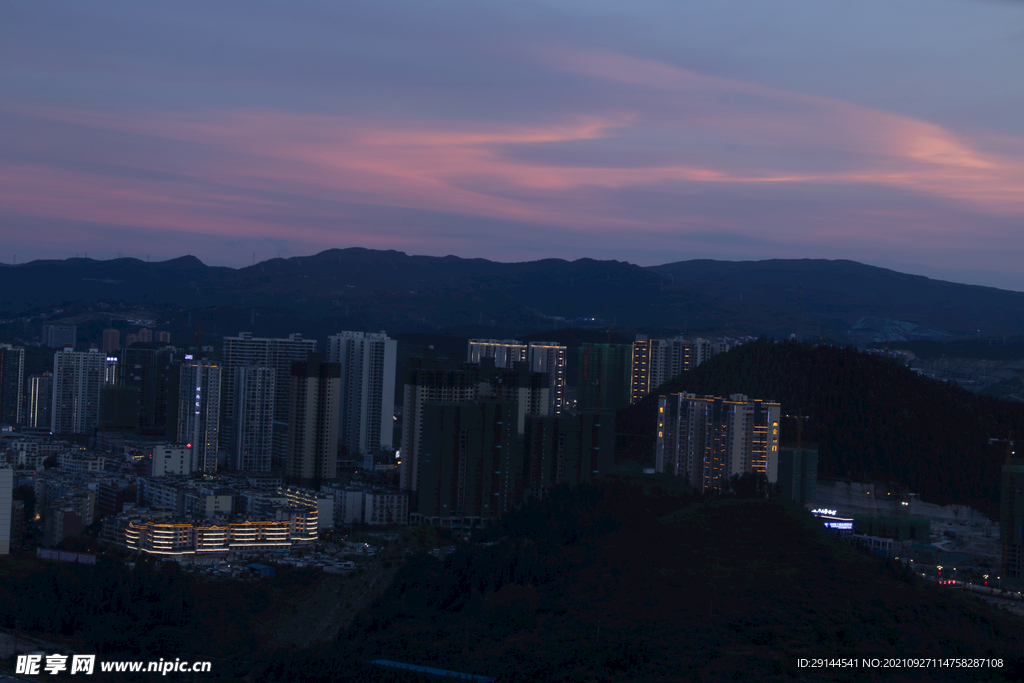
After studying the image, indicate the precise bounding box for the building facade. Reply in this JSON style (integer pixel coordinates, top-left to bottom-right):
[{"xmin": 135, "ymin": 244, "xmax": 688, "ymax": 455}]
[
  {"xmin": 656, "ymin": 392, "xmax": 781, "ymax": 493},
  {"xmin": 1002, "ymin": 457, "xmax": 1024, "ymax": 579},
  {"xmin": 630, "ymin": 337, "xmax": 698, "ymax": 404},
  {"xmin": 468, "ymin": 339, "xmax": 567, "ymax": 415},
  {"xmin": 523, "ymin": 412, "xmax": 614, "ymax": 495},
  {"xmin": 102, "ymin": 329, "xmax": 120, "ymax": 354},
  {"xmin": 222, "ymin": 332, "xmax": 317, "ymax": 469},
  {"xmin": 151, "ymin": 444, "xmax": 192, "ymax": 476},
  {"xmin": 119, "ymin": 345, "xmax": 181, "ymax": 439},
  {"xmin": 0, "ymin": 344, "xmax": 25, "ymax": 426},
  {"xmin": 577, "ymin": 343, "xmax": 632, "ymax": 412},
  {"xmin": 52, "ymin": 347, "xmax": 107, "ymax": 434},
  {"xmin": 233, "ymin": 366, "xmax": 276, "ymax": 472},
  {"xmin": 285, "ymin": 355, "xmax": 341, "ymax": 485},
  {"xmin": 778, "ymin": 447, "xmax": 818, "ymax": 503},
  {"xmin": 400, "ymin": 355, "xmax": 549, "ymax": 493},
  {"xmin": 176, "ymin": 357, "xmax": 222, "ymax": 474},
  {"xmin": 414, "ymin": 401, "xmax": 520, "ymax": 528},
  {"xmin": 28, "ymin": 373, "xmax": 53, "ymax": 430},
  {"xmin": 41, "ymin": 324, "xmax": 76, "ymax": 349},
  {"xmin": 327, "ymin": 331, "xmax": 397, "ymax": 465}
]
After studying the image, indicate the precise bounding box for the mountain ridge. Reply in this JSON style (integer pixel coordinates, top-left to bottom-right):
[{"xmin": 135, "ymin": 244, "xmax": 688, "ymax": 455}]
[{"xmin": 4, "ymin": 249, "xmax": 1024, "ymax": 343}]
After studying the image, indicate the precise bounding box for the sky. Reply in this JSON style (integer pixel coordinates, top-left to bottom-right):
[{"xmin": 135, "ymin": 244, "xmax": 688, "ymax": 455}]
[{"xmin": 3, "ymin": 1, "xmax": 1024, "ymax": 288}]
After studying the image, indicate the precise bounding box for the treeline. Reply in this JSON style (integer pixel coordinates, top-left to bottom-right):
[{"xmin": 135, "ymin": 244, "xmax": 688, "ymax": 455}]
[
  {"xmin": 0, "ymin": 558, "xmax": 310, "ymax": 681},
  {"xmin": 620, "ymin": 339, "xmax": 1024, "ymax": 513},
  {"xmin": 262, "ymin": 476, "xmax": 1024, "ymax": 682}
]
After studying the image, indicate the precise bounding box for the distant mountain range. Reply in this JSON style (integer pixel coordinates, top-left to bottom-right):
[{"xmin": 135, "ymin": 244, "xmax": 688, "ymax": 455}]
[{"xmin": 3, "ymin": 249, "xmax": 1024, "ymax": 344}]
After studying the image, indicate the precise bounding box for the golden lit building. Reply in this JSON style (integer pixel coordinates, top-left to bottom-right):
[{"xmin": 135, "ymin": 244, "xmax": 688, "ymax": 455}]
[
  {"xmin": 114, "ymin": 507, "xmax": 317, "ymax": 558},
  {"xmin": 656, "ymin": 392, "xmax": 780, "ymax": 493}
]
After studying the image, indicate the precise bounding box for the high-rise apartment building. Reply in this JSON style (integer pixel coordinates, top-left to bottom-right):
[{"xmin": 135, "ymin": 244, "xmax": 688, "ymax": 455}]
[
  {"xmin": 28, "ymin": 373, "xmax": 53, "ymax": 430},
  {"xmin": 467, "ymin": 339, "xmax": 528, "ymax": 367},
  {"xmin": 400, "ymin": 355, "xmax": 550, "ymax": 493},
  {"xmin": 327, "ymin": 331, "xmax": 397, "ymax": 465},
  {"xmin": 41, "ymin": 324, "xmax": 76, "ymax": 349},
  {"xmin": 157, "ymin": 331, "xmax": 171, "ymax": 343},
  {"xmin": 630, "ymin": 336, "xmax": 734, "ymax": 404},
  {"xmin": 468, "ymin": 339, "xmax": 567, "ymax": 414},
  {"xmin": 285, "ymin": 354, "xmax": 340, "ymax": 485},
  {"xmin": 233, "ymin": 366, "xmax": 276, "ymax": 472},
  {"xmin": 119, "ymin": 345, "xmax": 180, "ymax": 438},
  {"xmin": 414, "ymin": 401, "xmax": 521, "ymax": 528},
  {"xmin": 0, "ymin": 344, "xmax": 25, "ymax": 426},
  {"xmin": 631, "ymin": 337, "xmax": 697, "ymax": 403},
  {"xmin": 523, "ymin": 412, "xmax": 614, "ymax": 495},
  {"xmin": 52, "ymin": 347, "xmax": 107, "ymax": 434},
  {"xmin": 778, "ymin": 447, "xmax": 818, "ymax": 503},
  {"xmin": 577, "ymin": 343, "xmax": 632, "ymax": 412},
  {"xmin": 1001, "ymin": 457, "xmax": 1024, "ymax": 579},
  {"xmin": 102, "ymin": 329, "xmax": 121, "ymax": 354},
  {"xmin": 177, "ymin": 357, "xmax": 222, "ymax": 474},
  {"xmin": 527, "ymin": 342, "xmax": 566, "ymax": 415},
  {"xmin": 222, "ymin": 333, "xmax": 317, "ymax": 469},
  {"xmin": 656, "ymin": 392, "xmax": 780, "ymax": 493}
]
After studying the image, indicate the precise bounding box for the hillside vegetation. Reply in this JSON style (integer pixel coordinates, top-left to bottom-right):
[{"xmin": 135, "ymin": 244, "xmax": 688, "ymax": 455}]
[
  {"xmin": 620, "ymin": 340, "xmax": 1024, "ymax": 514},
  {"xmin": 259, "ymin": 477, "xmax": 1024, "ymax": 682}
]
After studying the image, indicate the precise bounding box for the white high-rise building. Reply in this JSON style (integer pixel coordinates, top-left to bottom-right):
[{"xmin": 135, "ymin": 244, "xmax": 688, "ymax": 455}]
[
  {"xmin": 467, "ymin": 339, "xmax": 528, "ymax": 367},
  {"xmin": 527, "ymin": 342, "xmax": 567, "ymax": 415},
  {"xmin": 222, "ymin": 333, "xmax": 316, "ymax": 468},
  {"xmin": 631, "ymin": 337, "xmax": 697, "ymax": 403},
  {"xmin": 468, "ymin": 339, "xmax": 566, "ymax": 415},
  {"xmin": 233, "ymin": 366, "xmax": 276, "ymax": 472},
  {"xmin": 327, "ymin": 331, "xmax": 397, "ymax": 467},
  {"xmin": 656, "ymin": 392, "xmax": 780, "ymax": 493},
  {"xmin": 51, "ymin": 347, "xmax": 106, "ymax": 434},
  {"xmin": 177, "ymin": 357, "xmax": 222, "ymax": 474},
  {"xmin": 41, "ymin": 324, "xmax": 76, "ymax": 349},
  {"xmin": 28, "ymin": 373, "xmax": 53, "ymax": 430}
]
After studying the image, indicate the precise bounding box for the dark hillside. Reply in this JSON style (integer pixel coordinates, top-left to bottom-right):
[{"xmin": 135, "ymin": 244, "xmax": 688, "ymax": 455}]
[
  {"xmin": 257, "ymin": 478, "xmax": 1024, "ymax": 681},
  {"xmin": 650, "ymin": 259, "xmax": 1024, "ymax": 339},
  {"xmin": 619, "ymin": 340, "xmax": 1024, "ymax": 514}
]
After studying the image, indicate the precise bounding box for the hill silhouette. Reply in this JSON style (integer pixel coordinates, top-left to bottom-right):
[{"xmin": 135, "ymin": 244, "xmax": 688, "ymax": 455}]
[
  {"xmin": 619, "ymin": 340, "xmax": 1023, "ymax": 514},
  {"xmin": 6, "ymin": 250, "xmax": 1024, "ymax": 342}
]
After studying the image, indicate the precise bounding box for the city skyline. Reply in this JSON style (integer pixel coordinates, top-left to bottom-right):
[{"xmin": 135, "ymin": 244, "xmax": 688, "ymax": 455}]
[{"xmin": 3, "ymin": 1, "xmax": 1024, "ymax": 290}]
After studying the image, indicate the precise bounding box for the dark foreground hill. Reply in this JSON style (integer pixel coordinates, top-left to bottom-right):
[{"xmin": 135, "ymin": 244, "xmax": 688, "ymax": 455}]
[
  {"xmin": 618, "ymin": 340, "xmax": 1023, "ymax": 514},
  {"xmin": 257, "ymin": 478, "xmax": 1024, "ymax": 682},
  {"xmin": 5, "ymin": 479, "xmax": 1022, "ymax": 681}
]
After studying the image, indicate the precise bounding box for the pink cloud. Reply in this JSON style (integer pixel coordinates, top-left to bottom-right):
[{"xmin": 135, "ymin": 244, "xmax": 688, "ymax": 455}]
[{"xmin": 3, "ymin": 46, "xmax": 1024, "ymax": 257}]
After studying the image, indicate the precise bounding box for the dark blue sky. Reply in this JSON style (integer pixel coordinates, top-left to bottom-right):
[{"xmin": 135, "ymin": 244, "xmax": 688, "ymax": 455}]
[{"xmin": 3, "ymin": 1, "xmax": 1024, "ymax": 288}]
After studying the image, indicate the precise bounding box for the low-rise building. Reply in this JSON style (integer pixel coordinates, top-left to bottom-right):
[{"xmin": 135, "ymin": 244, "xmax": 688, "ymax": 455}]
[
  {"xmin": 105, "ymin": 505, "xmax": 317, "ymax": 558},
  {"xmin": 150, "ymin": 444, "xmax": 191, "ymax": 476},
  {"xmin": 283, "ymin": 486, "xmax": 336, "ymax": 530},
  {"xmin": 364, "ymin": 489, "xmax": 408, "ymax": 526},
  {"xmin": 57, "ymin": 452, "xmax": 106, "ymax": 475},
  {"xmin": 324, "ymin": 482, "xmax": 408, "ymax": 526}
]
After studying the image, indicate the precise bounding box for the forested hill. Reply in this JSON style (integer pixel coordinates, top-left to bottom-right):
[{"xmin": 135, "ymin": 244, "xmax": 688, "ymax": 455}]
[{"xmin": 623, "ymin": 340, "xmax": 1024, "ymax": 514}]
